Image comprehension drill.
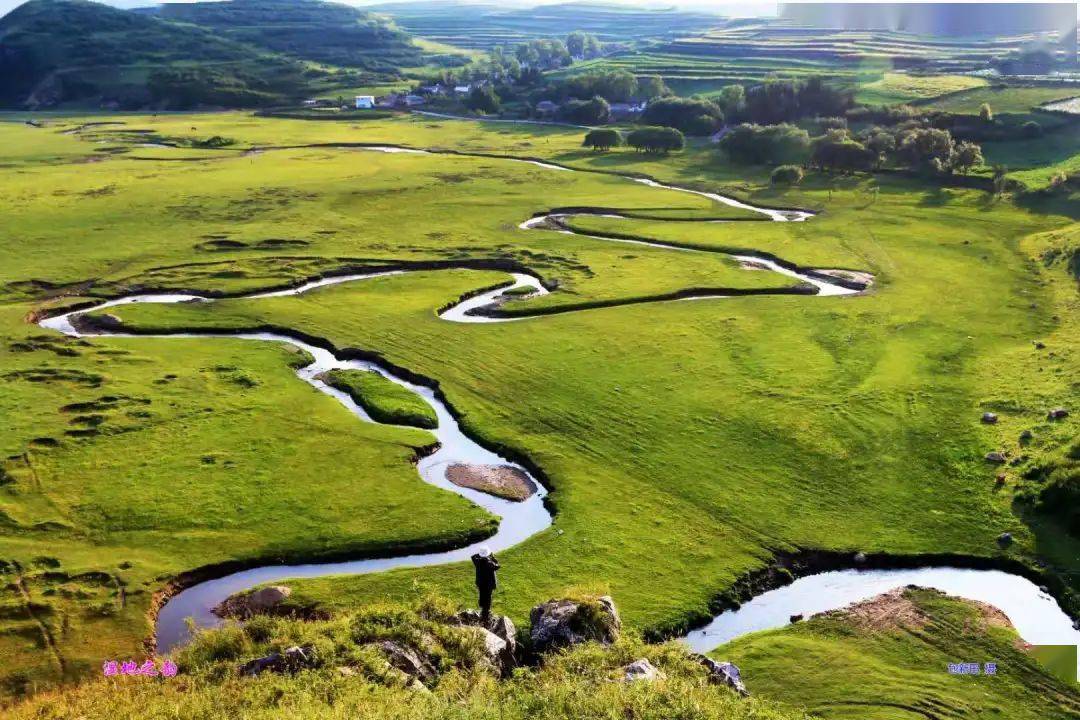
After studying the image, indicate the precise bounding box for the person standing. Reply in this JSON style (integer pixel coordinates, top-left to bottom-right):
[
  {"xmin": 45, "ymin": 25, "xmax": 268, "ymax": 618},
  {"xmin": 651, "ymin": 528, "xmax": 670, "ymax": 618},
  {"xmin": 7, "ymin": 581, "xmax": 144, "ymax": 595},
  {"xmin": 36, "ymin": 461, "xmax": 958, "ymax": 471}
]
[{"xmin": 471, "ymin": 546, "xmax": 500, "ymax": 621}]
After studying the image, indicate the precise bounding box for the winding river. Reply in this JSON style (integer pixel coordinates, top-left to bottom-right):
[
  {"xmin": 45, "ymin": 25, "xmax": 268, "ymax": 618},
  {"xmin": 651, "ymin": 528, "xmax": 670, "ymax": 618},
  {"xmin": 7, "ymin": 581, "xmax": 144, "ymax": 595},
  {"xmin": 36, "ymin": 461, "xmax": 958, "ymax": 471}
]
[{"xmin": 35, "ymin": 149, "xmax": 1079, "ymax": 660}]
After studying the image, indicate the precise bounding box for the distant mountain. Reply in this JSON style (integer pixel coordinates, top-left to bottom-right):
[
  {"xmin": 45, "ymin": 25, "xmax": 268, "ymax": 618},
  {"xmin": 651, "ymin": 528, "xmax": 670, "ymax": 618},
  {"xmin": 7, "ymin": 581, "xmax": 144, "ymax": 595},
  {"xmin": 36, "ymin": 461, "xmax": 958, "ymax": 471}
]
[{"xmin": 0, "ymin": 0, "xmax": 437, "ymax": 109}]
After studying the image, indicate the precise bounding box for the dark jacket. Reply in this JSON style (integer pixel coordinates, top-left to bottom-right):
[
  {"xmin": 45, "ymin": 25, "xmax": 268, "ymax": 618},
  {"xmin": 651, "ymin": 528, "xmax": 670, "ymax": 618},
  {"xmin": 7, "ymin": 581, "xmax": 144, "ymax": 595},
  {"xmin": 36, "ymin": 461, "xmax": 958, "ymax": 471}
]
[{"xmin": 471, "ymin": 553, "xmax": 499, "ymax": 590}]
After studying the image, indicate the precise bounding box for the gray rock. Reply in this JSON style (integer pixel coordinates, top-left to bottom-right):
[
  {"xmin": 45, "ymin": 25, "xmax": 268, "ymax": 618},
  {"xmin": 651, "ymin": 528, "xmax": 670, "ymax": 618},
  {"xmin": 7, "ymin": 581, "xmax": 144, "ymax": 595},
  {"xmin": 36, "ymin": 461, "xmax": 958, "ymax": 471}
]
[
  {"xmin": 529, "ymin": 595, "xmax": 621, "ymax": 653},
  {"xmin": 238, "ymin": 644, "xmax": 316, "ymax": 676},
  {"xmin": 1047, "ymin": 408, "xmax": 1069, "ymax": 420},
  {"xmin": 693, "ymin": 654, "xmax": 749, "ymax": 696},
  {"xmin": 622, "ymin": 658, "xmax": 665, "ymax": 682},
  {"xmin": 985, "ymin": 452, "xmax": 1007, "ymax": 464},
  {"xmin": 460, "ymin": 625, "xmax": 515, "ymax": 675},
  {"xmin": 981, "ymin": 412, "xmax": 998, "ymax": 424},
  {"xmin": 997, "ymin": 532, "xmax": 1014, "ymax": 547},
  {"xmin": 376, "ymin": 640, "xmax": 436, "ymax": 684},
  {"xmin": 853, "ymin": 551, "xmax": 868, "ymax": 564},
  {"xmin": 216, "ymin": 585, "xmax": 291, "ymax": 618},
  {"xmin": 452, "ymin": 611, "xmax": 517, "ymax": 671},
  {"xmin": 789, "ymin": 614, "xmax": 803, "ymax": 623}
]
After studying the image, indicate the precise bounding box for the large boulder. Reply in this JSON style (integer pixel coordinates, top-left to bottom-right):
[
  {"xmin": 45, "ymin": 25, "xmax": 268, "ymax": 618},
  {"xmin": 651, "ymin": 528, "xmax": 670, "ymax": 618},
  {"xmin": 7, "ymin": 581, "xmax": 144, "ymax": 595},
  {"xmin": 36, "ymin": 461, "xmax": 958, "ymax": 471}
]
[
  {"xmin": 693, "ymin": 654, "xmax": 749, "ymax": 696},
  {"xmin": 622, "ymin": 658, "xmax": 665, "ymax": 682},
  {"xmin": 460, "ymin": 625, "xmax": 514, "ymax": 675},
  {"xmin": 215, "ymin": 585, "xmax": 291, "ymax": 619},
  {"xmin": 1047, "ymin": 408, "xmax": 1069, "ymax": 420},
  {"xmin": 529, "ymin": 595, "xmax": 621, "ymax": 653},
  {"xmin": 984, "ymin": 452, "xmax": 1007, "ymax": 465},
  {"xmin": 451, "ymin": 610, "xmax": 517, "ymax": 673}
]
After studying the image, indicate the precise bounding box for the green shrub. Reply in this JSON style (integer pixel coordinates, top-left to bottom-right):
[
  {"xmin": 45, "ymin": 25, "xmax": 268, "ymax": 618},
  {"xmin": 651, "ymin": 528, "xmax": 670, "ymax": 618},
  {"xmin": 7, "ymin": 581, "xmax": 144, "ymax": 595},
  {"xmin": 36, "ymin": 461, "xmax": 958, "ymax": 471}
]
[{"xmin": 770, "ymin": 165, "xmax": 804, "ymax": 185}]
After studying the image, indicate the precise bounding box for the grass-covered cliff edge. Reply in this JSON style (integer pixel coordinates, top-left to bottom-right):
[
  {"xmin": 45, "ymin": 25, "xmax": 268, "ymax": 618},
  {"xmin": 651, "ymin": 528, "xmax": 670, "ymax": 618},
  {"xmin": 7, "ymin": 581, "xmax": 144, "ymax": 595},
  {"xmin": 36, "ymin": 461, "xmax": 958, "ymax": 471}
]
[{"xmin": 6, "ymin": 588, "xmax": 1078, "ymax": 720}]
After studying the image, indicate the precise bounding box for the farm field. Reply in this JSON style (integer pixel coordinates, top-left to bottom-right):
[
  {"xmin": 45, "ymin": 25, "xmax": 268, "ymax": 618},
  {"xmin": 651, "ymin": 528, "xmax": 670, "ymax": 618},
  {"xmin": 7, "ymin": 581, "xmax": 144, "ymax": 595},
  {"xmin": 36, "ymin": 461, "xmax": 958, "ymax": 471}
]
[
  {"xmin": 854, "ymin": 71, "xmax": 988, "ymax": 105},
  {"xmin": 1, "ymin": 111, "xmax": 1077, "ymax": 709},
  {"xmin": 922, "ymin": 85, "xmax": 1080, "ymax": 115}
]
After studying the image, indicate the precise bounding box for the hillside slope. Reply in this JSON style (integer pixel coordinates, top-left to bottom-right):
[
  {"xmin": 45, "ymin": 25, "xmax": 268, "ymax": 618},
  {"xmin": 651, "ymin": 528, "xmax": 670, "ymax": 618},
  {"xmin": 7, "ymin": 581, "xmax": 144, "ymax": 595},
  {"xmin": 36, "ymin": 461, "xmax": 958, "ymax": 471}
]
[
  {"xmin": 147, "ymin": 0, "xmax": 428, "ymax": 73},
  {"xmin": 724, "ymin": 587, "xmax": 1080, "ymax": 720},
  {"xmin": 0, "ymin": 0, "xmax": 308, "ymax": 108},
  {"xmin": 0, "ymin": 0, "xmax": 451, "ymax": 109}
]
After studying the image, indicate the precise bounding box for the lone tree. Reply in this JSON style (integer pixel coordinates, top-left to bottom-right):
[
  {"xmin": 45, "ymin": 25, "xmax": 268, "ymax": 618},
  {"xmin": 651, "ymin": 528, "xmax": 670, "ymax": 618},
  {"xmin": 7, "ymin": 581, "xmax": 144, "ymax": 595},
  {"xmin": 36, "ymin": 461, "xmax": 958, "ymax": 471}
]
[
  {"xmin": 582, "ymin": 128, "xmax": 622, "ymax": 151},
  {"xmin": 626, "ymin": 126, "xmax": 685, "ymax": 153},
  {"xmin": 952, "ymin": 141, "xmax": 984, "ymax": 174},
  {"xmin": 979, "ymin": 103, "xmax": 994, "ymax": 123}
]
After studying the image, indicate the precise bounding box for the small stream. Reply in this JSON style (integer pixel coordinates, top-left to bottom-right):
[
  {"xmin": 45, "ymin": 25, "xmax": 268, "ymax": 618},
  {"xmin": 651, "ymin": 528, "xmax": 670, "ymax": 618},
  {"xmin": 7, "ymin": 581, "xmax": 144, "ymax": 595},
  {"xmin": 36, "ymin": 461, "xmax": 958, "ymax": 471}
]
[
  {"xmin": 683, "ymin": 567, "xmax": 1080, "ymax": 654},
  {"xmin": 34, "ymin": 149, "xmax": 1077, "ymax": 659}
]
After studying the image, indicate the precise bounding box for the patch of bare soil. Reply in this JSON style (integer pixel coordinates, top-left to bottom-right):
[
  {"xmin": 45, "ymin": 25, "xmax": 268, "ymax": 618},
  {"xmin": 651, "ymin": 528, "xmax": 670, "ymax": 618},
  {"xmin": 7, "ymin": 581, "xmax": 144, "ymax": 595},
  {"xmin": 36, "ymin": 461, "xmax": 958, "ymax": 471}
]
[
  {"xmin": 738, "ymin": 259, "xmax": 769, "ymax": 270},
  {"xmin": 446, "ymin": 463, "xmax": 536, "ymax": 501},
  {"xmin": 816, "ymin": 269, "xmax": 875, "ymax": 287},
  {"xmin": 818, "ymin": 587, "xmax": 929, "ymax": 631},
  {"xmin": 967, "ymin": 599, "xmax": 1014, "ymax": 631}
]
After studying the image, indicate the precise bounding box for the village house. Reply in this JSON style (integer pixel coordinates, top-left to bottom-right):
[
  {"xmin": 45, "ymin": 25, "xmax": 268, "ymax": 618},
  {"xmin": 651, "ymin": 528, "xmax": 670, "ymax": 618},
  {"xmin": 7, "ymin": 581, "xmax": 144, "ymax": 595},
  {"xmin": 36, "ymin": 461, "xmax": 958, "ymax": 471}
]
[
  {"xmin": 608, "ymin": 101, "xmax": 646, "ymax": 121},
  {"xmin": 354, "ymin": 95, "xmax": 375, "ymax": 109}
]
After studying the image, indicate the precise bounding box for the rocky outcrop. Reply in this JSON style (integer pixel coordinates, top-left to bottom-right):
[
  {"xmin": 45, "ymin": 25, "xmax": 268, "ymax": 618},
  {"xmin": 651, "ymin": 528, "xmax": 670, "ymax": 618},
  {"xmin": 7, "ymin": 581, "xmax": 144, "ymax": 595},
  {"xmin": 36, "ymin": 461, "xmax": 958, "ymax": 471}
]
[
  {"xmin": 452, "ymin": 610, "xmax": 517, "ymax": 673},
  {"xmin": 981, "ymin": 412, "xmax": 998, "ymax": 424},
  {"xmin": 693, "ymin": 654, "xmax": 749, "ymax": 696},
  {"xmin": 239, "ymin": 644, "xmax": 317, "ymax": 676},
  {"xmin": 215, "ymin": 585, "xmax": 292, "ymax": 619},
  {"xmin": 374, "ymin": 640, "xmax": 437, "ymax": 684},
  {"xmin": 984, "ymin": 452, "xmax": 1007, "ymax": 464},
  {"xmin": 1047, "ymin": 408, "xmax": 1069, "ymax": 420},
  {"xmin": 622, "ymin": 658, "xmax": 665, "ymax": 682},
  {"xmin": 529, "ymin": 595, "xmax": 621, "ymax": 653}
]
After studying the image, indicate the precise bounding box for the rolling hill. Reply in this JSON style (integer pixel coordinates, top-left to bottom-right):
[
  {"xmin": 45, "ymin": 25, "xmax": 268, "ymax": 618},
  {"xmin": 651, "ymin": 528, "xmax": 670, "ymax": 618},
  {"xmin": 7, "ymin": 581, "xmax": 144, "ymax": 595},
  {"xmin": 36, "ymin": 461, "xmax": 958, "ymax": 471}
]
[{"xmin": 0, "ymin": 0, "xmax": 452, "ymax": 109}]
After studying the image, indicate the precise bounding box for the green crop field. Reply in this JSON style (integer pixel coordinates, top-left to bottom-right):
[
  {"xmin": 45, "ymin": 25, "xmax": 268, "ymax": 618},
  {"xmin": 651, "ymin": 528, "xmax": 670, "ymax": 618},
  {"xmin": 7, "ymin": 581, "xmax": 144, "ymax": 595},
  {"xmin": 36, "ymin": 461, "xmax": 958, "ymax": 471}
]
[
  {"xmin": 855, "ymin": 72, "xmax": 988, "ymax": 105},
  {"xmin": 0, "ymin": 111, "xmax": 1077, "ymax": 718},
  {"xmin": 922, "ymin": 85, "xmax": 1080, "ymax": 115}
]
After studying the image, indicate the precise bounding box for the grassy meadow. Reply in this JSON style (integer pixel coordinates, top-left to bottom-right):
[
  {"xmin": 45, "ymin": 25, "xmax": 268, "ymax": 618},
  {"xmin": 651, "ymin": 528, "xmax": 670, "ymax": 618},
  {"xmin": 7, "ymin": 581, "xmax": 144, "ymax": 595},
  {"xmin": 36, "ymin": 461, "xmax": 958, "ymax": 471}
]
[{"xmin": 0, "ymin": 111, "xmax": 1077, "ymax": 713}]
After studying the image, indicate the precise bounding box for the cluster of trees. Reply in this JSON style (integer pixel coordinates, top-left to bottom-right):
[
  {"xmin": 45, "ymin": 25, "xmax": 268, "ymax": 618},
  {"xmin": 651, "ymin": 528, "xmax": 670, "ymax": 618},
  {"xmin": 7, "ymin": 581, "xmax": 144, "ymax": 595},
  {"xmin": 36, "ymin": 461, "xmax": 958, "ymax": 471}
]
[
  {"xmin": 810, "ymin": 127, "xmax": 983, "ymax": 175},
  {"xmin": 561, "ymin": 96, "xmax": 611, "ymax": 124},
  {"xmin": 641, "ymin": 96, "xmax": 724, "ymax": 136},
  {"xmin": 465, "ymin": 85, "xmax": 501, "ymax": 114},
  {"xmin": 742, "ymin": 77, "xmax": 854, "ymax": 125},
  {"xmin": 719, "ymin": 120, "xmax": 985, "ymax": 177},
  {"xmin": 718, "ymin": 124, "xmax": 812, "ymax": 165},
  {"xmin": 566, "ymin": 31, "xmax": 603, "ymax": 60},
  {"xmin": 484, "ymin": 31, "xmax": 603, "ymax": 82},
  {"xmin": 553, "ymin": 70, "xmax": 642, "ymax": 103},
  {"xmin": 583, "ymin": 126, "xmax": 684, "ymax": 153}
]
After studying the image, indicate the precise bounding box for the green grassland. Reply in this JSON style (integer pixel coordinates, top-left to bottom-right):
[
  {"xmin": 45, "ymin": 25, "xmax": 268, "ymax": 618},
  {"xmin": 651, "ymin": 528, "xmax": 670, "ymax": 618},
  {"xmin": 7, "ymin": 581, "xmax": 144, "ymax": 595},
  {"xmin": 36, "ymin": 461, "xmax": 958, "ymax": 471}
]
[
  {"xmin": 0, "ymin": 112, "xmax": 1077, "ymax": 714},
  {"xmin": 723, "ymin": 587, "xmax": 1080, "ymax": 719},
  {"xmin": 922, "ymin": 85, "xmax": 1080, "ymax": 115},
  {"xmin": 855, "ymin": 72, "xmax": 988, "ymax": 106},
  {"xmin": 320, "ymin": 369, "xmax": 438, "ymax": 429}
]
